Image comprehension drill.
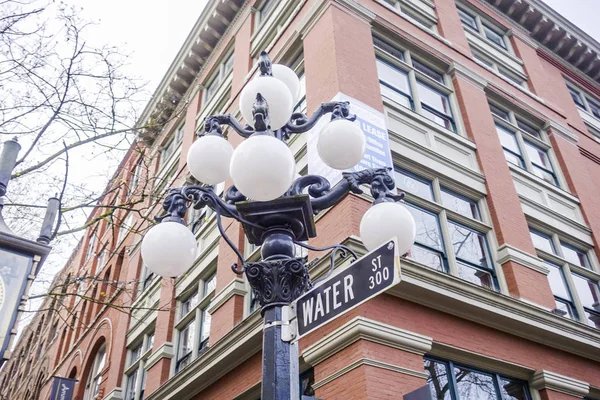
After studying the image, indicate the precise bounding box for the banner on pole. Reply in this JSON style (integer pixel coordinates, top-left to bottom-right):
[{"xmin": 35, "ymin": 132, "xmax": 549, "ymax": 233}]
[{"xmin": 48, "ymin": 376, "xmax": 77, "ymax": 400}]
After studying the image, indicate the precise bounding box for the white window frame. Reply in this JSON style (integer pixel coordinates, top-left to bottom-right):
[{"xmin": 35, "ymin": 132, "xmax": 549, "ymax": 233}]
[
  {"xmin": 566, "ymin": 81, "xmax": 600, "ymax": 123},
  {"xmin": 117, "ymin": 212, "xmax": 134, "ymax": 245},
  {"xmin": 379, "ymin": 0, "xmax": 438, "ymax": 32},
  {"xmin": 128, "ymin": 159, "xmax": 143, "ymax": 198},
  {"xmin": 159, "ymin": 123, "xmax": 185, "ymax": 170},
  {"xmin": 123, "ymin": 330, "xmax": 154, "ymax": 400},
  {"xmin": 456, "ymin": 3, "xmax": 512, "ymax": 54},
  {"xmin": 204, "ymin": 51, "xmax": 234, "ymax": 103},
  {"xmin": 85, "ymin": 231, "xmax": 97, "ymax": 262},
  {"xmin": 83, "ymin": 343, "xmax": 106, "ymax": 400},
  {"xmin": 489, "ymin": 101, "xmax": 564, "ymax": 189},
  {"xmin": 529, "ymin": 225, "xmax": 600, "ymax": 329},
  {"xmin": 96, "ymin": 245, "xmax": 107, "ymax": 275},
  {"xmin": 172, "ymin": 272, "xmax": 216, "ymax": 374},
  {"xmin": 375, "ymin": 37, "xmax": 461, "ymax": 134},
  {"xmin": 395, "ymin": 166, "xmax": 502, "ymax": 292},
  {"xmin": 472, "ymin": 48, "xmax": 527, "ymax": 88}
]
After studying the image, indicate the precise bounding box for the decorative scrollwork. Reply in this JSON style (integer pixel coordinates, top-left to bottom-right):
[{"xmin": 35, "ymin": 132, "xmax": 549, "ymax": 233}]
[
  {"xmin": 155, "ymin": 188, "xmax": 188, "ymax": 223},
  {"xmin": 330, "ymin": 101, "xmax": 356, "ymax": 122},
  {"xmin": 225, "ymin": 185, "xmax": 247, "ymax": 204},
  {"xmin": 341, "ymin": 167, "xmax": 404, "ymax": 203},
  {"xmin": 293, "ymin": 241, "xmax": 358, "ymax": 285},
  {"xmin": 286, "ymin": 175, "xmax": 331, "ymax": 198},
  {"xmin": 245, "ymin": 257, "xmax": 311, "ymax": 308}
]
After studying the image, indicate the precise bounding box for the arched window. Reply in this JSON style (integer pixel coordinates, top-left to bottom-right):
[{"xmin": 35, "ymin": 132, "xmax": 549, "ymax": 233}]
[{"xmin": 83, "ymin": 343, "xmax": 106, "ymax": 400}]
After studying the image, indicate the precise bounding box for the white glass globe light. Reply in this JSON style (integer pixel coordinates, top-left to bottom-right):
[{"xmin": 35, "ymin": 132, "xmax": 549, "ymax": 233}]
[
  {"xmin": 141, "ymin": 221, "xmax": 198, "ymax": 277},
  {"xmin": 272, "ymin": 64, "xmax": 300, "ymax": 103},
  {"xmin": 230, "ymin": 135, "xmax": 295, "ymax": 201},
  {"xmin": 239, "ymin": 76, "xmax": 293, "ymax": 130},
  {"xmin": 317, "ymin": 119, "xmax": 366, "ymax": 170},
  {"xmin": 360, "ymin": 202, "xmax": 416, "ymax": 254},
  {"xmin": 187, "ymin": 135, "xmax": 233, "ymax": 184}
]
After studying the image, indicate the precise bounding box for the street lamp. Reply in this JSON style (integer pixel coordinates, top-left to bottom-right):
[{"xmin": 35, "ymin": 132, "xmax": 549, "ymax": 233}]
[
  {"xmin": 141, "ymin": 51, "xmax": 416, "ymax": 400},
  {"xmin": 0, "ymin": 138, "xmax": 59, "ymax": 366}
]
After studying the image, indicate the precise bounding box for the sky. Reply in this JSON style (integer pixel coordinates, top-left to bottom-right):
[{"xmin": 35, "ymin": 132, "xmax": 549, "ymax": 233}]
[{"xmin": 542, "ymin": 0, "xmax": 600, "ymax": 42}]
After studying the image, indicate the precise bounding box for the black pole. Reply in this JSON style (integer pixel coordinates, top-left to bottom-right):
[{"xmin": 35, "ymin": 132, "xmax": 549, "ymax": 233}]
[{"xmin": 262, "ymin": 305, "xmax": 299, "ymax": 400}]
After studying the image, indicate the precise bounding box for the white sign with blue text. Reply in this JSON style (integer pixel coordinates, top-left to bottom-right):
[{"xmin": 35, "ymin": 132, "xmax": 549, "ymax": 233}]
[{"xmin": 307, "ymin": 93, "xmax": 393, "ymax": 186}]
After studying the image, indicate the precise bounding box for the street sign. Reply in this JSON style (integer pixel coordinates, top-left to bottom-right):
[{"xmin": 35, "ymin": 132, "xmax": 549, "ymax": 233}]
[{"xmin": 294, "ymin": 238, "xmax": 401, "ymax": 339}]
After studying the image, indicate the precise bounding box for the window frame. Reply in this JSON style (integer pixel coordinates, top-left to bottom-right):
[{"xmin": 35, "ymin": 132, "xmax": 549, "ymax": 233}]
[
  {"xmin": 379, "ymin": 0, "xmax": 438, "ymax": 32},
  {"xmin": 567, "ymin": 82, "xmax": 600, "ymax": 122},
  {"xmin": 159, "ymin": 123, "xmax": 185, "ymax": 170},
  {"xmin": 83, "ymin": 343, "xmax": 106, "ymax": 400},
  {"xmin": 396, "ymin": 167, "xmax": 499, "ymax": 291},
  {"xmin": 173, "ymin": 272, "xmax": 217, "ymax": 374},
  {"xmin": 456, "ymin": 4, "xmax": 511, "ymax": 53},
  {"xmin": 123, "ymin": 330, "xmax": 154, "ymax": 400},
  {"xmin": 472, "ymin": 49, "xmax": 526, "ymax": 88},
  {"xmin": 375, "ymin": 39, "xmax": 458, "ymax": 133},
  {"xmin": 203, "ymin": 50, "xmax": 234, "ymax": 103},
  {"xmin": 424, "ymin": 356, "xmax": 532, "ymax": 400},
  {"xmin": 490, "ymin": 102, "xmax": 561, "ymax": 187},
  {"xmin": 529, "ymin": 226, "xmax": 600, "ymax": 329}
]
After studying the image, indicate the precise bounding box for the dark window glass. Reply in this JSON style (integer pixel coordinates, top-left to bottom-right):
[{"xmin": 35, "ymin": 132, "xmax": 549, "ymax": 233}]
[
  {"xmin": 425, "ymin": 358, "xmax": 531, "ymax": 400},
  {"xmin": 424, "ymin": 359, "xmax": 452, "ymax": 400},
  {"xmin": 496, "ymin": 126, "xmax": 524, "ymax": 167},
  {"xmin": 454, "ymin": 365, "xmax": 497, "ymax": 399},
  {"xmin": 568, "ymin": 87, "xmax": 586, "ymax": 108},
  {"xmin": 373, "ymin": 37, "xmax": 405, "ymax": 61},
  {"xmin": 483, "ymin": 24, "xmax": 506, "ymax": 49},
  {"xmin": 473, "ymin": 52, "xmax": 494, "ymax": 68},
  {"xmin": 199, "ymin": 310, "xmax": 211, "ymax": 352},
  {"xmin": 571, "ymin": 274, "xmax": 600, "ymax": 329},
  {"xmin": 377, "ymin": 59, "xmax": 412, "ymax": 108},
  {"xmin": 176, "ymin": 320, "xmax": 195, "ymax": 372},
  {"xmin": 457, "ymin": 8, "xmax": 477, "ymax": 30},
  {"xmin": 413, "ymin": 60, "xmax": 444, "ymax": 83},
  {"xmin": 395, "ymin": 169, "xmax": 434, "ymax": 201},
  {"xmin": 560, "ymin": 243, "xmax": 590, "ymax": 269},
  {"xmin": 587, "ymin": 98, "xmax": 600, "ymax": 119},
  {"xmin": 181, "ymin": 292, "xmax": 199, "ymax": 318},
  {"xmin": 499, "ymin": 68, "xmax": 525, "ymax": 86},
  {"xmin": 448, "ymin": 222, "xmax": 495, "ymax": 289},
  {"xmin": 490, "ymin": 104, "xmax": 510, "ymax": 120},
  {"xmin": 406, "ymin": 204, "xmax": 446, "ymax": 271},
  {"xmin": 524, "ymin": 142, "xmax": 557, "ymax": 185},
  {"xmin": 441, "ymin": 189, "xmax": 480, "ymax": 220},
  {"xmin": 124, "ymin": 369, "xmax": 138, "ymax": 400},
  {"xmin": 416, "ymin": 80, "xmax": 455, "ymax": 131},
  {"xmin": 530, "ymin": 230, "xmax": 555, "ymax": 254},
  {"xmin": 516, "ymin": 118, "xmax": 541, "ymax": 139},
  {"xmin": 545, "ymin": 262, "xmax": 577, "ymax": 320}
]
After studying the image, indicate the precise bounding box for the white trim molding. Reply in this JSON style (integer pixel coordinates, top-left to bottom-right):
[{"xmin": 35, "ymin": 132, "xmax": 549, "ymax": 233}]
[
  {"xmin": 496, "ymin": 244, "xmax": 549, "ymax": 275},
  {"xmin": 302, "ymin": 316, "xmax": 433, "ymax": 366},
  {"xmin": 544, "ymin": 120, "xmax": 579, "ymax": 144},
  {"xmin": 206, "ymin": 278, "xmax": 247, "ymax": 314},
  {"xmin": 102, "ymin": 388, "xmax": 124, "ymax": 400},
  {"xmin": 531, "ymin": 370, "xmax": 590, "ymax": 397},
  {"xmin": 145, "ymin": 342, "xmax": 174, "ymax": 371},
  {"xmin": 449, "ymin": 62, "xmax": 488, "ymax": 91}
]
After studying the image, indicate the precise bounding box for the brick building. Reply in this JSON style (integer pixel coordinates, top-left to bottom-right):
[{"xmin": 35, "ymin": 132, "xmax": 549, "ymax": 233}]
[{"xmin": 2, "ymin": 0, "xmax": 600, "ymax": 399}]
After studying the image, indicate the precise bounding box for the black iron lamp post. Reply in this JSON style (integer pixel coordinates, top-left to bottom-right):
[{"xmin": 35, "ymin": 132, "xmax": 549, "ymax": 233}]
[{"xmin": 141, "ymin": 52, "xmax": 416, "ymax": 399}]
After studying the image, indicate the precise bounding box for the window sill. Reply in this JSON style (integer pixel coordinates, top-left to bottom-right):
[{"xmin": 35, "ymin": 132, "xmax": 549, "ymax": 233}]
[
  {"xmin": 508, "ymin": 163, "xmax": 577, "ymax": 203},
  {"xmin": 578, "ymin": 108, "xmax": 600, "ymax": 133}
]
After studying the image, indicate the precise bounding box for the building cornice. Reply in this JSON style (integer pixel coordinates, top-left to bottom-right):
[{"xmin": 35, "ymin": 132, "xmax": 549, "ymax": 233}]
[
  {"xmin": 302, "ymin": 316, "xmax": 433, "ymax": 366},
  {"xmin": 481, "ymin": 0, "xmax": 600, "ymax": 85},
  {"xmin": 531, "ymin": 370, "xmax": 590, "ymax": 397},
  {"xmin": 544, "ymin": 120, "xmax": 579, "ymax": 144},
  {"xmin": 145, "ymin": 342, "xmax": 174, "ymax": 371}
]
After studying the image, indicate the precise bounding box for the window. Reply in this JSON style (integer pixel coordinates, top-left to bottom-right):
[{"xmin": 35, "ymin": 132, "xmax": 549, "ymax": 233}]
[
  {"xmin": 85, "ymin": 232, "xmax": 97, "ymax": 262},
  {"xmin": 424, "ymin": 357, "xmax": 530, "ymax": 400},
  {"xmin": 396, "ymin": 168, "xmax": 498, "ymax": 290},
  {"xmin": 159, "ymin": 124, "xmax": 185, "ymax": 169},
  {"xmin": 83, "ymin": 343, "xmax": 106, "ymax": 400},
  {"xmin": 255, "ymin": 0, "xmax": 277, "ymax": 26},
  {"xmin": 96, "ymin": 246, "xmax": 107, "ymax": 274},
  {"xmin": 123, "ymin": 331, "xmax": 154, "ymax": 400},
  {"xmin": 128, "ymin": 159, "xmax": 143, "ymax": 197},
  {"xmin": 140, "ymin": 263, "xmax": 156, "ymax": 291},
  {"xmin": 375, "ymin": 40, "xmax": 456, "ymax": 132},
  {"xmin": 204, "ymin": 52, "xmax": 234, "ymax": 102},
  {"xmin": 530, "ymin": 228, "xmax": 600, "ymax": 328},
  {"xmin": 380, "ymin": 0, "xmax": 437, "ymax": 31},
  {"xmin": 490, "ymin": 103, "xmax": 559, "ymax": 186},
  {"xmin": 457, "ymin": 5, "xmax": 509, "ymax": 51},
  {"xmin": 174, "ymin": 273, "xmax": 216, "ymax": 372},
  {"xmin": 567, "ymin": 82, "xmax": 600, "ymax": 121},
  {"xmin": 472, "ymin": 50, "xmax": 526, "ymax": 88},
  {"xmin": 117, "ymin": 213, "xmax": 134, "ymax": 245}
]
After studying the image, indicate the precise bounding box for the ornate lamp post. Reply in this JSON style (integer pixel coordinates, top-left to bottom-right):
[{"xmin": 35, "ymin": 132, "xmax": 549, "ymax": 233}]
[{"xmin": 141, "ymin": 52, "xmax": 416, "ymax": 400}]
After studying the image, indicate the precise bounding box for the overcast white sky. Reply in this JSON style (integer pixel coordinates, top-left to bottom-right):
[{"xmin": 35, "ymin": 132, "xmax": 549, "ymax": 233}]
[{"xmin": 69, "ymin": 0, "xmax": 600, "ymax": 103}]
